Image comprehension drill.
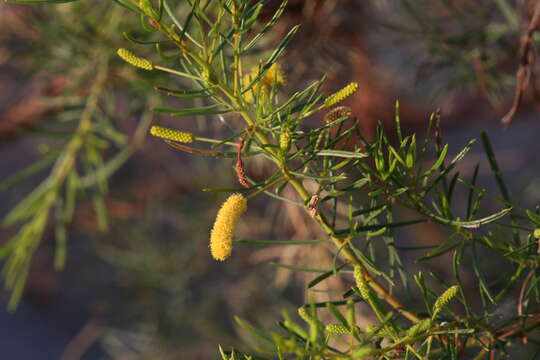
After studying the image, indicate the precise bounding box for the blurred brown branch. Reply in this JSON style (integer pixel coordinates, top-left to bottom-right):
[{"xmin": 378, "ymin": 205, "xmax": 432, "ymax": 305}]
[{"xmin": 502, "ymin": 2, "xmax": 540, "ymax": 127}]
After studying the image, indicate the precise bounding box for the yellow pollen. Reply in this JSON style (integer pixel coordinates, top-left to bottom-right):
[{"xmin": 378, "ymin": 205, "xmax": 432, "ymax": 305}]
[
  {"xmin": 242, "ymin": 63, "xmax": 285, "ymax": 103},
  {"xmin": 242, "ymin": 73, "xmax": 265, "ymax": 103},
  {"xmin": 262, "ymin": 63, "xmax": 286, "ymax": 87}
]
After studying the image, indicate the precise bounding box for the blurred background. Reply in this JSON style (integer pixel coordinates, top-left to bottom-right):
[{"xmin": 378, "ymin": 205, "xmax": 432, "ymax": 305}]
[{"xmin": 1, "ymin": 0, "xmax": 540, "ymax": 358}]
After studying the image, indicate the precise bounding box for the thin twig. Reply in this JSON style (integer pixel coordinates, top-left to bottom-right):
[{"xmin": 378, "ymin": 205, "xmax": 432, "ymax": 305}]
[
  {"xmin": 165, "ymin": 140, "xmax": 223, "ymax": 157},
  {"xmin": 501, "ymin": 3, "xmax": 540, "ymax": 127},
  {"xmin": 518, "ymin": 270, "xmax": 534, "ymax": 345},
  {"xmin": 495, "ymin": 311, "xmax": 540, "ymax": 339},
  {"xmin": 61, "ymin": 319, "xmax": 104, "ymax": 360},
  {"xmin": 518, "ymin": 269, "xmax": 534, "ymax": 318}
]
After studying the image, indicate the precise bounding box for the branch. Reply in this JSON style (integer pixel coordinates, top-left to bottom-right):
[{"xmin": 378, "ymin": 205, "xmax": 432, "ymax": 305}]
[{"xmin": 501, "ymin": 3, "xmax": 540, "ymax": 127}]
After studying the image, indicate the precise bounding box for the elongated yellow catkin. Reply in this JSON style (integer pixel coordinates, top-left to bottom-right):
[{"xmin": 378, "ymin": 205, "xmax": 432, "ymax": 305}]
[
  {"xmin": 150, "ymin": 126, "xmax": 194, "ymax": 143},
  {"xmin": 117, "ymin": 48, "xmax": 154, "ymax": 71},
  {"xmin": 210, "ymin": 194, "xmax": 248, "ymax": 261},
  {"xmin": 433, "ymin": 285, "xmax": 459, "ymax": 317},
  {"xmin": 324, "ymin": 82, "xmax": 359, "ymax": 108},
  {"xmin": 353, "ymin": 266, "xmax": 370, "ymax": 300},
  {"xmin": 325, "ymin": 323, "xmax": 350, "ymax": 335}
]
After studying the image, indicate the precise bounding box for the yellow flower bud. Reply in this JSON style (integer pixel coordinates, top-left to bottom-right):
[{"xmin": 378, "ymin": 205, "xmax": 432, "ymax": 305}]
[
  {"xmin": 279, "ymin": 132, "xmax": 291, "ymax": 152},
  {"xmin": 210, "ymin": 194, "xmax": 248, "ymax": 261},
  {"xmin": 117, "ymin": 48, "xmax": 153, "ymax": 71},
  {"xmin": 298, "ymin": 307, "xmax": 311, "ymax": 323},
  {"xmin": 325, "ymin": 323, "xmax": 350, "ymax": 335},
  {"xmin": 150, "ymin": 126, "xmax": 194, "ymax": 143},
  {"xmin": 353, "ymin": 266, "xmax": 370, "ymax": 300},
  {"xmin": 324, "ymin": 82, "xmax": 359, "ymax": 108},
  {"xmin": 534, "ymin": 228, "xmax": 540, "ymax": 239}
]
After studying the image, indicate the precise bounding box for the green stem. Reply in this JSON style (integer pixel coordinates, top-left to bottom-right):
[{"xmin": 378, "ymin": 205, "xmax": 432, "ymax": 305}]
[{"xmin": 153, "ymin": 65, "xmax": 202, "ymax": 80}]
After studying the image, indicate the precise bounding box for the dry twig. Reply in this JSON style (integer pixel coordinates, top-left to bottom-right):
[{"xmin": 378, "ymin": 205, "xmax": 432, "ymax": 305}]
[{"xmin": 501, "ymin": 3, "xmax": 540, "ymax": 127}]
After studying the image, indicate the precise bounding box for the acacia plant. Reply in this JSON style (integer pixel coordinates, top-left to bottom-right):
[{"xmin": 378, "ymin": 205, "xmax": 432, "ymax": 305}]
[{"xmin": 3, "ymin": 0, "xmax": 540, "ymax": 359}]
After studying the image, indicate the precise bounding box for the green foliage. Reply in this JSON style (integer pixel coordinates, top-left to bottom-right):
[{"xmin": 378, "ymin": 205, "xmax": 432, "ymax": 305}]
[
  {"xmin": 387, "ymin": 0, "xmax": 528, "ymax": 102},
  {"xmin": 3, "ymin": 0, "xmax": 540, "ymax": 358},
  {"xmin": 0, "ymin": 1, "xmax": 163, "ymax": 309}
]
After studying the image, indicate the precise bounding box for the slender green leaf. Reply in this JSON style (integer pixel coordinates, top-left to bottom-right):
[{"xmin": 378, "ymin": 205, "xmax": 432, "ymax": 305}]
[
  {"xmin": 242, "ymin": 0, "xmax": 288, "ymax": 52},
  {"xmin": 154, "ymin": 86, "xmax": 214, "ymax": 98},
  {"xmin": 0, "ymin": 154, "xmax": 56, "ymax": 192},
  {"xmin": 241, "ymin": 25, "xmax": 300, "ymax": 94},
  {"xmin": 423, "ymin": 144, "xmax": 448, "ymax": 177},
  {"xmin": 237, "ymin": 239, "xmax": 327, "ymax": 246},
  {"xmin": 235, "ymin": 317, "xmax": 273, "ymax": 344},
  {"xmin": 315, "ymin": 150, "xmax": 367, "ymax": 159},
  {"xmin": 269, "ymin": 262, "xmax": 329, "ymax": 273},
  {"xmin": 308, "ymin": 264, "xmax": 347, "ymax": 288},
  {"xmin": 289, "ymin": 171, "xmax": 346, "ymax": 182},
  {"xmin": 153, "ymin": 104, "xmax": 230, "ymax": 116},
  {"xmin": 430, "ymin": 207, "xmax": 512, "ymax": 229}
]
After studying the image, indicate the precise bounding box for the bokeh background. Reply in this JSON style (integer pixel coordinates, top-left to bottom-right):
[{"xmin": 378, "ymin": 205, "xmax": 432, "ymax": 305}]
[{"xmin": 1, "ymin": 0, "xmax": 540, "ymax": 358}]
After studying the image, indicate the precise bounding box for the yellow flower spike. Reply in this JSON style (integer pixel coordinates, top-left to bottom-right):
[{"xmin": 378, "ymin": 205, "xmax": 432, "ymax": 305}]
[
  {"xmin": 432, "ymin": 285, "xmax": 459, "ymax": 318},
  {"xmin": 324, "ymin": 82, "xmax": 359, "ymax": 108},
  {"xmin": 210, "ymin": 194, "xmax": 248, "ymax": 261},
  {"xmin": 117, "ymin": 48, "xmax": 154, "ymax": 71},
  {"xmin": 534, "ymin": 228, "xmax": 540, "ymax": 239},
  {"xmin": 150, "ymin": 125, "xmax": 194, "ymax": 143}
]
